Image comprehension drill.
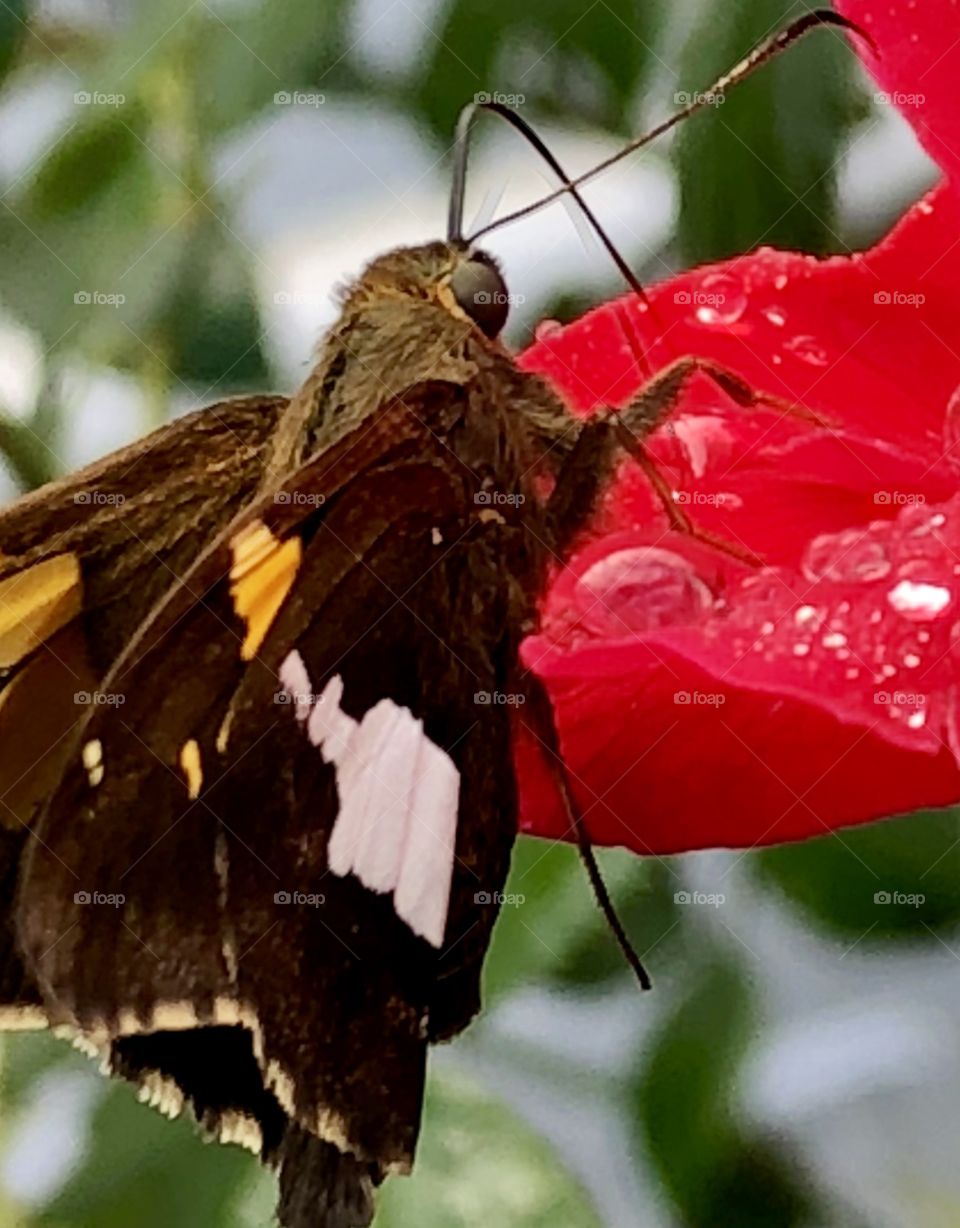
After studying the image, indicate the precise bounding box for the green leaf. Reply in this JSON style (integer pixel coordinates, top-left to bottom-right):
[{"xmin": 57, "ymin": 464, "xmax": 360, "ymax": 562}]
[
  {"xmin": 34, "ymin": 1077, "xmax": 257, "ymax": 1228},
  {"xmin": 674, "ymin": 0, "xmax": 861, "ymax": 262},
  {"xmin": 754, "ymin": 807, "xmax": 960, "ymax": 941},
  {"xmin": 483, "ymin": 836, "xmax": 679, "ymax": 1000},
  {"xmin": 374, "ymin": 1069, "xmax": 601, "ymax": 1228},
  {"xmin": 632, "ymin": 955, "xmax": 812, "ymax": 1226},
  {"xmin": 0, "ymin": 0, "xmax": 27, "ymax": 86},
  {"xmin": 415, "ymin": 0, "xmax": 662, "ymax": 140}
]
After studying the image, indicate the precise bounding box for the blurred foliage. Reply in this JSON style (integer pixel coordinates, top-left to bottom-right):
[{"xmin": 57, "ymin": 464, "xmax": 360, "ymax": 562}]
[
  {"xmin": 0, "ymin": 1, "xmax": 942, "ymax": 1227},
  {"xmin": 632, "ymin": 956, "xmax": 814, "ymax": 1227},
  {"xmin": 675, "ymin": 0, "xmax": 863, "ymax": 263}
]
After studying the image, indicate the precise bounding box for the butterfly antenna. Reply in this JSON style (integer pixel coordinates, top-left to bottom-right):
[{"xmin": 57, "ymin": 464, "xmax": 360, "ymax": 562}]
[
  {"xmin": 525, "ymin": 676, "xmax": 652, "ymax": 991},
  {"xmin": 473, "ymin": 9, "xmax": 875, "ymax": 239},
  {"xmin": 448, "ymin": 100, "xmax": 647, "ymax": 300}
]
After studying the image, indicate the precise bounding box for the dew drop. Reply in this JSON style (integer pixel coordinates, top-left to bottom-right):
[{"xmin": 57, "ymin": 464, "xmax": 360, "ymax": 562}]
[
  {"xmin": 802, "ymin": 528, "xmax": 892, "ymax": 583},
  {"xmin": 822, "ymin": 631, "xmax": 847, "ymax": 649},
  {"xmin": 576, "ymin": 547, "xmax": 715, "ymax": 636},
  {"xmin": 944, "ymin": 383, "xmax": 960, "ymax": 452},
  {"xmin": 774, "ymin": 274, "xmax": 788, "ymax": 291},
  {"xmin": 907, "ymin": 710, "xmax": 927, "ymax": 729},
  {"xmin": 794, "ymin": 605, "xmax": 821, "ymax": 628},
  {"xmin": 764, "ymin": 307, "xmax": 787, "ymax": 327},
  {"xmin": 534, "ymin": 319, "xmax": 563, "ymax": 341},
  {"xmin": 793, "ymin": 643, "xmax": 811, "ymax": 657},
  {"xmin": 904, "ymin": 653, "xmax": 921, "ymax": 668},
  {"xmin": 693, "ymin": 273, "xmax": 748, "ymax": 326},
  {"xmin": 784, "ymin": 334, "xmax": 828, "ymax": 366},
  {"xmin": 887, "ymin": 579, "xmax": 952, "ymax": 621}
]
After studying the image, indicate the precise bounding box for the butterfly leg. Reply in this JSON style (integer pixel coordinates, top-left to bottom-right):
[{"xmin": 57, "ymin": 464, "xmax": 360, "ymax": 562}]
[{"xmin": 546, "ymin": 354, "xmax": 821, "ymax": 562}]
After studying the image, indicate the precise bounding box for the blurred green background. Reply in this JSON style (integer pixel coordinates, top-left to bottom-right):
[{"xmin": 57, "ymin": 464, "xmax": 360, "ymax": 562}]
[{"xmin": 0, "ymin": 1, "xmax": 951, "ymax": 1226}]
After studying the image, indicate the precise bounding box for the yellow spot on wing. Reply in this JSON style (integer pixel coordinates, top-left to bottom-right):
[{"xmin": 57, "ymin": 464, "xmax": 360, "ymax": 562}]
[
  {"xmin": 180, "ymin": 739, "xmax": 203, "ymax": 800},
  {"xmin": 229, "ymin": 521, "xmax": 302, "ymax": 661},
  {"xmin": 82, "ymin": 738, "xmax": 104, "ymax": 787},
  {"xmin": 0, "ymin": 554, "xmax": 81, "ymax": 668}
]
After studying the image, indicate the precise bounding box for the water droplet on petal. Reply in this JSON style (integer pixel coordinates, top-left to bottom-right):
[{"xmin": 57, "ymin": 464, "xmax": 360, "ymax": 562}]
[
  {"xmin": 693, "ymin": 273, "xmax": 747, "ymax": 326},
  {"xmin": 764, "ymin": 307, "xmax": 787, "ymax": 327},
  {"xmin": 794, "ymin": 605, "xmax": 822, "ymax": 629},
  {"xmin": 576, "ymin": 547, "xmax": 715, "ymax": 637},
  {"xmin": 774, "ymin": 273, "xmax": 788, "ymax": 291},
  {"xmin": 887, "ymin": 579, "xmax": 952, "ymax": 621},
  {"xmin": 907, "ymin": 710, "xmax": 926, "ymax": 728},
  {"xmin": 534, "ymin": 319, "xmax": 563, "ymax": 341},
  {"xmin": 793, "ymin": 643, "xmax": 810, "ymax": 657},
  {"xmin": 783, "ymin": 334, "xmax": 828, "ymax": 366},
  {"xmin": 944, "ymin": 383, "xmax": 960, "ymax": 452},
  {"xmin": 802, "ymin": 528, "xmax": 892, "ymax": 583}
]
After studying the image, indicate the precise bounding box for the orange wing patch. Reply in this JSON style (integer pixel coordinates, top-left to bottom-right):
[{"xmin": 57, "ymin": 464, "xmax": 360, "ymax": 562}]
[{"xmin": 228, "ymin": 521, "xmax": 302, "ymax": 661}]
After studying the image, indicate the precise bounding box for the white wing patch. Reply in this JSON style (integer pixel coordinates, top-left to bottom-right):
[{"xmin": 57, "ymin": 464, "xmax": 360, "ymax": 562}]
[{"xmin": 280, "ymin": 650, "xmax": 459, "ymax": 948}]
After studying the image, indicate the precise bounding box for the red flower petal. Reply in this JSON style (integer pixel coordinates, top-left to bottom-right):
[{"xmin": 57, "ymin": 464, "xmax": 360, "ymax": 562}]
[
  {"xmin": 519, "ymin": 500, "xmax": 960, "ymax": 852},
  {"xmin": 838, "ymin": 0, "xmax": 960, "ymax": 181},
  {"xmin": 516, "ymin": 0, "xmax": 960, "ymax": 853}
]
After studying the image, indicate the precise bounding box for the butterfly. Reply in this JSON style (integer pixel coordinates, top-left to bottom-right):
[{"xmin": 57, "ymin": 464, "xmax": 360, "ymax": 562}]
[{"xmin": 0, "ymin": 12, "xmax": 863, "ymax": 1227}]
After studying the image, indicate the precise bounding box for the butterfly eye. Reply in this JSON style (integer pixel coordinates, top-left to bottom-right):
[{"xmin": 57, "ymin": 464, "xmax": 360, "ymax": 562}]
[{"xmin": 448, "ymin": 257, "xmax": 510, "ymax": 338}]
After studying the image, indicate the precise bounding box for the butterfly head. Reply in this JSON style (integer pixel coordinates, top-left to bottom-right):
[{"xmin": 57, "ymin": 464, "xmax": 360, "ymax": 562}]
[{"xmin": 347, "ymin": 241, "xmax": 510, "ymax": 340}]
